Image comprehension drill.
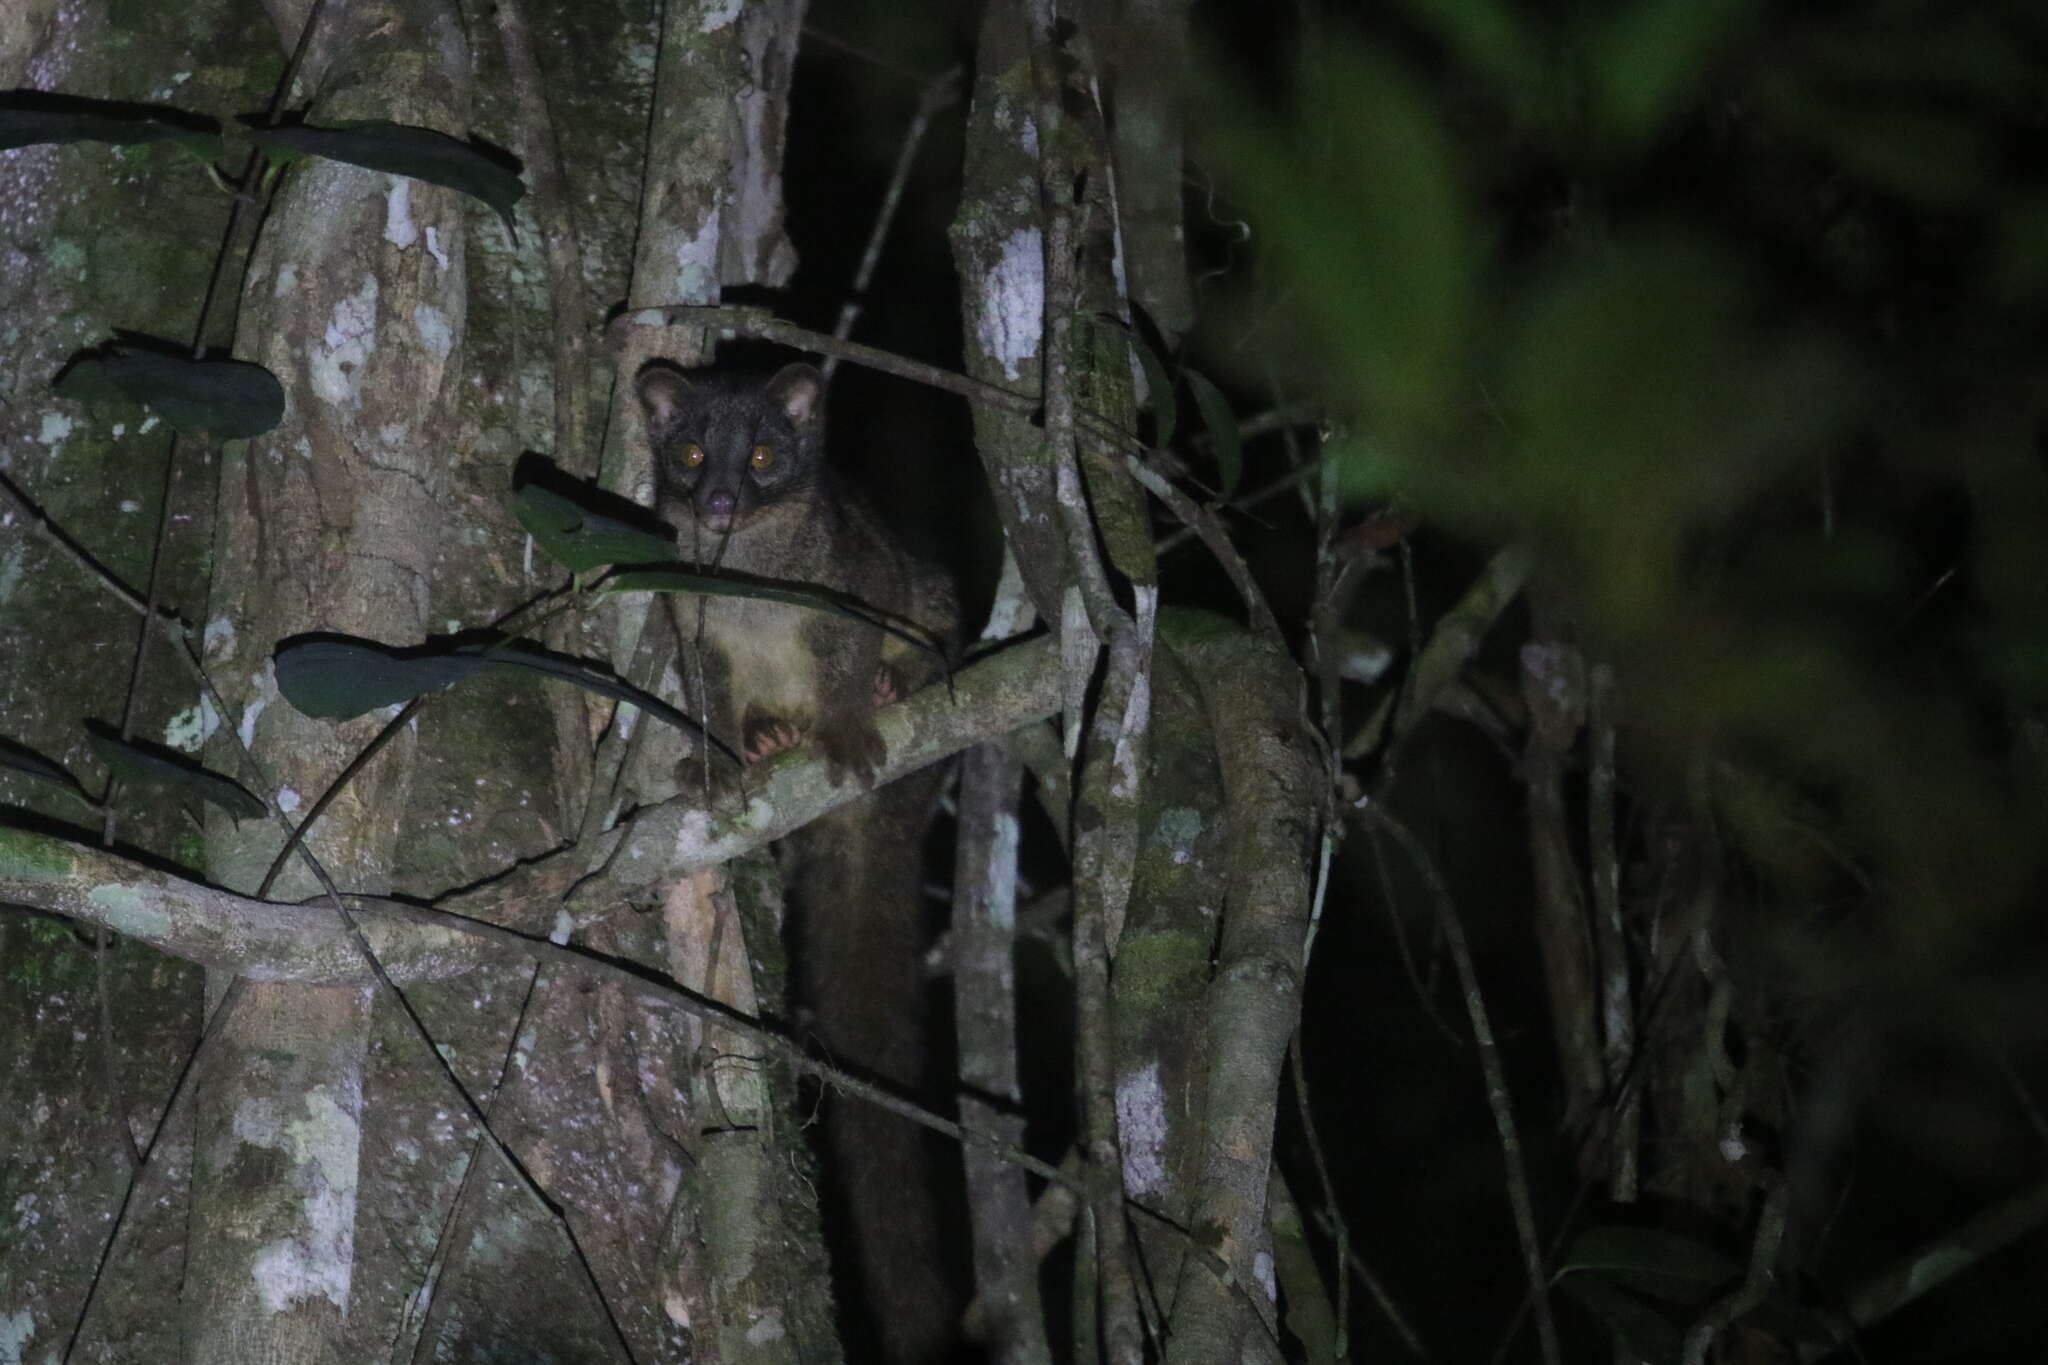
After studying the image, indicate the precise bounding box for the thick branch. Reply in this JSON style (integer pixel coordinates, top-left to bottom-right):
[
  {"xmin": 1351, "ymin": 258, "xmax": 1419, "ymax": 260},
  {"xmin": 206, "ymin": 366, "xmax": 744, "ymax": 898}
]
[
  {"xmin": 0, "ymin": 635, "xmax": 1061, "ymax": 977},
  {"xmin": 1164, "ymin": 623, "xmax": 1321, "ymax": 1364},
  {"xmin": 593, "ymin": 633, "xmax": 1059, "ymax": 889},
  {"xmin": 1, "ymin": 834, "xmax": 482, "ymax": 985},
  {"xmin": 0, "ymin": 836, "xmax": 1079, "ymax": 1196}
]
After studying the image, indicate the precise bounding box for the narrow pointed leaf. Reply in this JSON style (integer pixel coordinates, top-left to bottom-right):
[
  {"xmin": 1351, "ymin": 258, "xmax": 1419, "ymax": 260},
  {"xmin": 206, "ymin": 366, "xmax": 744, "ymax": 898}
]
[
  {"xmin": 604, "ymin": 565, "xmax": 948, "ymax": 667},
  {"xmin": 0, "ymin": 738, "xmax": 93, "ymax": 806},
  {"xmin": 1587, "ymin": 0, "xmax": 1752, "ymax": 146},
  {"xmin": 483, "ymin": 646, "xmax": 736, "ymax": 763},
  {"xmin": 274, "ymin": 638, "xmax": 483, "ymax": 718},
  {"xmin": 513, "ymin": 483, "xmax": 675, "ymax": 574},
  {"xmin": 1557, "ymin": 1224, "xmax": 1740, "ymax": 1305},
  {"xmin": 1185, "ymin": 369, "xmax": 1242, "ymax": 502},
  {"xmin": 1212, "ymin": 48, "xmax": 1478, "ymax": 445},
  {"xmin": 0, "ymin": 93, "xmax": 221, "ymax": 159},
  {"xmin": 273, "ymin": 637, "xmax": 734, "ymax": 763},
  {"xmin": 1093, "ymin": 310, "xmax": 1178, "ymax": 448},
  {"xmin": 1393, "ymin": 0, "xmax": 1546, "ymax": 103},
  {"xmin": 56, "ymin": 350, "xmax": 285, "ymax": 438},
  {"xmin": 1134, "ymin": 335, "xmax": 1178, "ymax": 450},
  {"xmin": 83, "ymin": 725, "xmax": 264, "ymax": 820},
  {"xmin": 248, "ymin": 120, "xmax": 524, "ymax": 234},
  {"xmin": 1556, "ymin": 1274, "xmax": 1683, "ymax": 1364}
]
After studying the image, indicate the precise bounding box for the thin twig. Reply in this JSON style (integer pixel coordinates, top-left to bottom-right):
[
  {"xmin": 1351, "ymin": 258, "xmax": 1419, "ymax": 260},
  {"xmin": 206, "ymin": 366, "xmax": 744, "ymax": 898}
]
[
  {"xmin": 822, "ymin": 65, "xmax": 962, "ymax": 384},
  {"xmin": 575, "ymin": 594, "xmax": 682, "ymax": 844},
  {"xmin": 1682, "ymin": 1178, "xmax": 1790, "ymax": 1365},
  {"xmin": 61, "ymin": 977, "xmax": 251, "ymax": 1363},
  {"xmin": 1362, "ymin": 817, "xmax": 1463, "ymax": 1048},
  {"xmin": 1347, "ymin": 541, "xmax": 1533, "ymax": 767},
  {"xmin": 22, "ymin": 852, "xmax": 1084, "ymax": 1193},
  {"xmin": 0, "ymin": 471, "xmax": 153, "ymax": 619},
  {"xmin": 1153, "ymin": 412, "xmax": 1326, "ymax": 557},
  {"xmin": 799, "ymin": 22, "xmax": 942, "ymax": 85},
  {"xmin": 1308, "ymin": 1205, "xmax": 1429, "ymax": 1357},
  {"xmin": 1125, "ymin": 453, "xmax": 1282, "ymax": 646},
  {"xmin": 61, "ymin": 4, "xmax": 332, "ymax": 1349},
  {"xmin": 1351, "ymin": 799, "xmax": 1563, "ymax": 1365},
  {"xmin": 402, "ymin": 962, "xmax": 548, "ymax": 1365},
  {"xmin": 256, "ymin": 696, "xmax": 425, "ymax": 900},
  {"xmin": 1288, "ymin": 1035, "xmax": 1351, "ymax": 1357},
  {"xmin": 255, "ymin": 591, "xmax": 579, "ymax": 900},
  {"xmin": 1812, "ymin": 1176, "xmax": 2048, "ymax": 1360},
  {"xmin": 614, "ymin": 303, "xmax": 1034, "ymax": 415},
  {"xmin": 1587, "ymin": 660, "xmax": 1637, "ymax": 1202},
  {"xmin": 90, "ymin": 928, "xmax": 140, "ymax": 1172},
  {"xmin": 613, "ymin": 301, "xmax": 1176, "ymax": 490}
]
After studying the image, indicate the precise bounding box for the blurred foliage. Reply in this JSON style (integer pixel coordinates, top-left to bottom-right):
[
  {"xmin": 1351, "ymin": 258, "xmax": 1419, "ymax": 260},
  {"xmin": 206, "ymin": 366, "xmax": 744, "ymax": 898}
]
[{"xmin": 1212, "ymin": 0, "xmax": 2048, "ymax": 936}]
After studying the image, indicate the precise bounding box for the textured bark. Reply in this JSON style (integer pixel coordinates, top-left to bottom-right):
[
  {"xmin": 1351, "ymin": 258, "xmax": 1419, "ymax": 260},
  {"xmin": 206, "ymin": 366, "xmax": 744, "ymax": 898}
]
[
  {"xmin": 4, "ymin": 0, "xmax": 848, "ymax": 1361},
  {"xmin": 1106, "ymin": 643, "xmax": 1225, "ymax": 1303},
  {"xmin": 1097, "ymin": 0, "xmax": 1193, "ymax": 337},
  {"xmin": 0, "ymin": 3, "xmax": 271, "ymax": 1358},
  {"xmin": 190, "ymin": 2, "xmax": 471, "ymax": 1359},
  {"xmin": 666, "ymin": 853, "xmax": 842, "ymax": 1365},
  {"xmin": 953, "ymin": 742, "xmax": 1052, "ymax": 1364},
  {"xmin": 952, "ymin": 0, "xmax": 1064, "ymax": 621},
  {"xmin": 1165, "ymin": 616, "xmax": 1320, "ymax": 1365},
  {"xmin": 1518, "ymin": 601, "xmax": 1604, "ymax": 1143}
]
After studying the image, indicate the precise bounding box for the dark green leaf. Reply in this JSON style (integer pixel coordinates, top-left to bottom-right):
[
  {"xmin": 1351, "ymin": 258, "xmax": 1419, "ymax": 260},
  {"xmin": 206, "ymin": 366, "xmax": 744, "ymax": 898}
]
[
  {"xmin": 484, "ymin": 646, "xmax": 734, "ymax": 761},
  {"xmin": 56, "ymin": 350, "xmax": 285, "ymax": 439},
  {"xmin": 1556, "ymin": 1273, "xmax": 1683, "ymax": 1365},
  {"xmin": 273, "ymin": 637, "xmax": 734, "ymax": 763},
  {"xmin": 1266, "ymin": 1200, "xmax": 1341, "ymax": 1364},
  {"xmin": 605, "ymin": 566, "xmax": 948, "ymax": 668},
  {"xmin": 0, "ymin": 93, "xmax": 221, "ymax": 159},
  {"xmin": 1091, "ymin": 307, "xmax": 1178, "ymax": 448},
  {"xmin": 1557, "ymin": 1224, "xmax": 1740, "ymax": 1306},
  {"xmin": 1394, "ymin": 0, "xmax": 1546, "ymax": 103},
  {"xmin": 0, "ymin": 738, "xmax": 92, "ymax": 806},
  {"xmin": 1120, "ymin": 322, "xmax": 1178, "ymax": 450},
  {"xmin": 83, "ymin": 726, "xmax": 264, "ymax": 820},
  {"xmin": 274, "ymin": 638, "xmax": 485, "ymax": 719},
  {"xmin": 248, "ymin": 121, "xmax": 524, "ymax": 234},
  {"xmin": 512, "ymin": 483, "xmax": 675, "ymax": 574},
  {"xmin": 1184, "ymin": 370, "xmax": 1242, "ymax": 503},
  {"xmin": 1212, "ymin": 48, "xmax": 1477, "ymax": 445},
  {"xmin": 1586, "ymin": 0, "xmax": 1752, "ymax": 145}
]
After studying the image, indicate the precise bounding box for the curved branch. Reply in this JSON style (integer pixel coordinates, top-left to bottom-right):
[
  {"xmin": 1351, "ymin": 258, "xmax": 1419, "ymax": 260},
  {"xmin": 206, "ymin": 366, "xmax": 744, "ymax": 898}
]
[
  {"xmin": 553, "ymin": 631, "xmax": 1059, "ymax": 899},
  {"xmin": 1, "ymin": 633, "xmax": 1063, "ymax": 978}
]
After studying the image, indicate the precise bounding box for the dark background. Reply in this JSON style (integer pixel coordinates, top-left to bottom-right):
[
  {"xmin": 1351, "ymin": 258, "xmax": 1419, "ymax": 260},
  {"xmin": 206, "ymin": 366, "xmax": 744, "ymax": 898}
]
[{"xmin": 773, "ymin": 1, "xmax": 2048, "ymax": 1359}]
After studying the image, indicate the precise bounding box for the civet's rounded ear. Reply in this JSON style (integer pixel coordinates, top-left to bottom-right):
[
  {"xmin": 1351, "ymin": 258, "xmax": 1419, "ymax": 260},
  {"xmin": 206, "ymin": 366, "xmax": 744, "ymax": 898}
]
[
  {"xmin": 636, "ymin": 364, "xmax": 693, "ymax": 428},
  {"xmin": 765, "ymin": 363, "xmax": 824, "ymax": 430}
]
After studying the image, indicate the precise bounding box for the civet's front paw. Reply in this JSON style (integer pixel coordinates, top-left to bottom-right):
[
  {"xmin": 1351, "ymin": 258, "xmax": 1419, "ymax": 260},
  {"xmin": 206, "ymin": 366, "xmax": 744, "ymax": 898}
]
[{"xmin": 742, "ymin": 715, "xmax": 807, "ymax": 764}]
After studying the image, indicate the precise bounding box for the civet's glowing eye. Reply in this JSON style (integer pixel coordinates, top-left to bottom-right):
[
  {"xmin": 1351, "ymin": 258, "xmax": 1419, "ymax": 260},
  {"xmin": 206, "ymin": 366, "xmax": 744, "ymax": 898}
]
[
  {"xmin": 683, "ymin": 443, "xmax": 706, "ymax": 466},
  {"xmin": 750, "ymin": 444, "xmax": 776, "ymax": 469}
]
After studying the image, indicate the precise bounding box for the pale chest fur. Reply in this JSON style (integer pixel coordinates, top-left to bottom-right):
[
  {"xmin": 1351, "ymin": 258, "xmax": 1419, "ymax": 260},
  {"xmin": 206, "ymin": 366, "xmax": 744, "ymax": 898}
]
[{"xmin": 689, "ymin": 592, "xmax": 824, "ymax": 724}]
